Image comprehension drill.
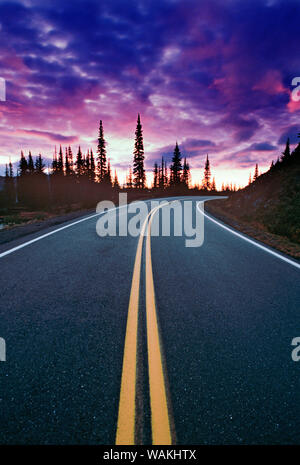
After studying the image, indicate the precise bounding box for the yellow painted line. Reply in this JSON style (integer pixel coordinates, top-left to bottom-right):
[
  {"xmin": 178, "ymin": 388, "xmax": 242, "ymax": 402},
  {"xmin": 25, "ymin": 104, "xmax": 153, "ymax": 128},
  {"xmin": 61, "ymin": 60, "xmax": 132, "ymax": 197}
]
[
  {"xmin": 115, "ymin": 210, "xmax": 151, "ymax": 445},
  {"xmin": 116, "ymin": 202, "xmax": 171, "ymax": 445},
  {"xmin": 146, "ymin": 207, "xmax": 172, "ymax": 445}
]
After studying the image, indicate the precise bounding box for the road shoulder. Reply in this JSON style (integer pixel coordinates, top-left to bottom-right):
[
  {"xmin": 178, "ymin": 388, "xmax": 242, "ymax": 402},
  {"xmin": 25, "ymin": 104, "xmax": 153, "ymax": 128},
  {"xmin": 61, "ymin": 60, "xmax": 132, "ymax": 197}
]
[{"xmin": 205, "ymin": 200, "xmax": 300, "ymax": 260}]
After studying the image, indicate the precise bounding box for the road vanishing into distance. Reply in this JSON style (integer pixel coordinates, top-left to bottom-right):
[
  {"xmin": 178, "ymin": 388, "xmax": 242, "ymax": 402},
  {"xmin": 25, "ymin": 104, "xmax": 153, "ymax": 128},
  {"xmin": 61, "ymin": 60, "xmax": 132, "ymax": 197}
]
[{"xmin": 0, "ymin": 196, "xmax": 300, "ymax": 445}]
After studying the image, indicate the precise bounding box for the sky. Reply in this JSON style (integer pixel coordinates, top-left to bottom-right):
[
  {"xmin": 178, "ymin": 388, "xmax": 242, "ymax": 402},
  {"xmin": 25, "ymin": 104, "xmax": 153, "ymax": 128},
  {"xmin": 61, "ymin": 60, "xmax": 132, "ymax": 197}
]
[{"xmin": 0, "ymin": 0, "xmax": 300, "ymax": 188}]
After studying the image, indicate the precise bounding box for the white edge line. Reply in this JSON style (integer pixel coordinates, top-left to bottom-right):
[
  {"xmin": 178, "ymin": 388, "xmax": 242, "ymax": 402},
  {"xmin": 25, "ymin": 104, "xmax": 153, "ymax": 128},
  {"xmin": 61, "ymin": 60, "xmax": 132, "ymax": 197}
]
[
  {"xmin": 197, "ymin": 201, "xmax": 300, "ymax": 271},
  {"xmin": 0, "ymin": 205, "xmax": 128, "ymax": 259}
]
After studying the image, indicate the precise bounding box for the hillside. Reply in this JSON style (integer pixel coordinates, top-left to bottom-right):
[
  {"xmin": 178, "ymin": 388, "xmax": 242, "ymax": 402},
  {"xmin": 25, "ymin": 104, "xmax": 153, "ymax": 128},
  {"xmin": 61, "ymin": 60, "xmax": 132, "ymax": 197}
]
[{"xmin": 207, "ymin": 141, "xmax": 300, "ymax": 249}]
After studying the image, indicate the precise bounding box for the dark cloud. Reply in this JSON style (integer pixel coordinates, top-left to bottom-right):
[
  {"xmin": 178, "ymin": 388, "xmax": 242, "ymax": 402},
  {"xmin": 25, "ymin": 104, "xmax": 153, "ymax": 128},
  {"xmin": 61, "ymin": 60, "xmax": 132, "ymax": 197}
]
[
  {"xmin": 181, "ymin": 138, "xmax": 216, "ymax": 149},
  {"xmin": 278, "ymin": 126, "xmax": 300, "ymax": 145},
  {"xmin": 222, "ymin": 152, "xmax": 266, "ymax": 169},
  {"xmin": 221, "ymin": 115, "xmax": 261, "ymax": 143},
  {"xmin": 247, "ymin": 142, "xmax": 277, "ymax": 151}
]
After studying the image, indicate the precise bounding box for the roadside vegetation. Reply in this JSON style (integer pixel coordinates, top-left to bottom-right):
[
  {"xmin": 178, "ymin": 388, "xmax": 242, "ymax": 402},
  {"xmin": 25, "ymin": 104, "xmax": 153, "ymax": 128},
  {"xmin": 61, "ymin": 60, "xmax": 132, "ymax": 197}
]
[{"xmin": 207, "ymin": 137, "xmax": 300, "ymax": 250}]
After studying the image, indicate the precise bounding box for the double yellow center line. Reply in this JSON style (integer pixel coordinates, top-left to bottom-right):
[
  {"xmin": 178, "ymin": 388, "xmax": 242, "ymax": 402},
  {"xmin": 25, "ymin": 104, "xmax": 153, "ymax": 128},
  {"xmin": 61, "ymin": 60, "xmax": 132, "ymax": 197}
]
[{"xmin": 115, "ymin": 203, "xmax": 172, "ymax": 445}]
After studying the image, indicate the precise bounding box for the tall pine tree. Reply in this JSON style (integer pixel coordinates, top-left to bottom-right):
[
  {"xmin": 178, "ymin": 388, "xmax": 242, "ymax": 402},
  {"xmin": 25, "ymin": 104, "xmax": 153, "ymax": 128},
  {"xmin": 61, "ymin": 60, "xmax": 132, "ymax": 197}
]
[
  {"xmin": 153, "ymin": 163, "xmax": 158, "ymax": 188},
  {"xmin": 76, "ymin": 146, "xmax": 84, "ymax": 177},
  {"xmin": 90, "ymin": 149, "xmax": 96, "ymax": 182},
  {"xmin": 170, "ymin": 142, "xmax": 182, "ymax": 185},
  {"xmin": 68, "ymin": 146, "xmax": 74, "ymax": 175},
  {"xmin": 97, "ymin": 120, "xmax": 107, "ymax": 182},
  {"xmin": 202, "ymin": 155, "xmax": 211, "ymax": 190},
  {"xmin": 133, "ymin": 114, "xmax": 145, "ymax": 189},
  {"xmin": 19, "ymin": 151, "xmax": 28, "ymax": 176},
  {"xmin": 57, "ymin": 145, "xmax": 64, "ymax": 174}
]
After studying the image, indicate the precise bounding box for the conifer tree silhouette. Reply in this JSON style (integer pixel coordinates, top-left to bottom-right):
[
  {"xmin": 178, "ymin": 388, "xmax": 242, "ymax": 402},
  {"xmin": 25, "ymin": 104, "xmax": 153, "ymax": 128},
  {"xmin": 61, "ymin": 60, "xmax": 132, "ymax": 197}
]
[
  {"xmin": 170, "ymin": 142, "xmax": 182, "ymax": 185},
  {"xmin": 97, "ymin": 120, "xmax": 107, "ymax": 182},
  {"xmin": 133, "ymin": 114, "xmax": 145, "ymax": 188}
]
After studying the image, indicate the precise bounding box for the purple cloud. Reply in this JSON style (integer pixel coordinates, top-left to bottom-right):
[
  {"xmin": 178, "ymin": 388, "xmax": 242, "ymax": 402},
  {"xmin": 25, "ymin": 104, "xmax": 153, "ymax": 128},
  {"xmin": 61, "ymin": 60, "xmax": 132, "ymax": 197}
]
[
  {"xmin": 0, "ymin": 0, "xmax": 300, "ymax": 187},
  {"xmin": 21, "ymin": 129, "xmax": 78, "ymax": 143},
  {"xmin": 278, "ymin": 126, "xmax": 300, "ymax": 145}
]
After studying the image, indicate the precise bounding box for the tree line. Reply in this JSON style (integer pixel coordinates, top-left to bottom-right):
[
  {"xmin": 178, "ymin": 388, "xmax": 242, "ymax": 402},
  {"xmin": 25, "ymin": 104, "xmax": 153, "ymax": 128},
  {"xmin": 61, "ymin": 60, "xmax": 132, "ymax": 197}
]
[
  {"xmin": 1, "ymin": 114, "xmax": 218, "ymax": 211},
  {"xmin": 247, "ymin": 135, "xmax": 300, "ymax": 188}
]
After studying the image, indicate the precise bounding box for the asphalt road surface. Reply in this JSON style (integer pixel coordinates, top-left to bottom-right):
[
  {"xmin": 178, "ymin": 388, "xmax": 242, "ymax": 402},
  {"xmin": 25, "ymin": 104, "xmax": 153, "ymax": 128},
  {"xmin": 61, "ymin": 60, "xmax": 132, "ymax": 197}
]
[{"xmin": 0, "ymin": 196, "xmax": 299, "ymax": 445}]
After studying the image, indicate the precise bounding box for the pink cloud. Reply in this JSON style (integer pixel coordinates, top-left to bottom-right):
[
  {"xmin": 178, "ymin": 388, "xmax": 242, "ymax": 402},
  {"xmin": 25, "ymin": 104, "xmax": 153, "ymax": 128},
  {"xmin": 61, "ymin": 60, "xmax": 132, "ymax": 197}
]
[{"xmin": 252, "ymin": 70, "xmax": 287, "ymax": 95}]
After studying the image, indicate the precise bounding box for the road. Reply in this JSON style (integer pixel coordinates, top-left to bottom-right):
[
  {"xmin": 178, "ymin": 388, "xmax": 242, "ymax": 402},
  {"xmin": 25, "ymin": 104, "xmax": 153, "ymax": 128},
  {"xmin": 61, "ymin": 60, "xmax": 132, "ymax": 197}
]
[{"xmin": 0, "ymin": 196, "xmax": 299, "ymax": 445}]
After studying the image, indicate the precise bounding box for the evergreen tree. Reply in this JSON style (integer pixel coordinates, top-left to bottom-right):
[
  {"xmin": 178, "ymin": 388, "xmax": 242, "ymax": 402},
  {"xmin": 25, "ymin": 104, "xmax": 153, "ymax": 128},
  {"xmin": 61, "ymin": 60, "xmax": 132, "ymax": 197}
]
[
  {"xmin": 182, "ymin": 157, "xmax": 190, "ymax": 187},
  {"xmin": 133, "ymin": 114, "xmax": 145, "ymax": 188},
  {"xmin": 160, "ymin": 157, "xmax": 168, "ymax": 189},
  {"xmin": 65, "ymin": 147, "xmax": 71, "ymax": 176},
  {"xmin": 153, "ymin": 163, "xmax": 158, "ymax": 188},
  {"xmin": 64, "ymin": 147, "xmax": 74, "ymax": 206},
  {"xmin": 281, "ymin": 138, "xmax": 291, "ymax": 163},
  {"xmin": 253, "ymin": 163, "xmax": 259, "ymax": 181},
  {"xmin": 85, "ymin": 150, "xmax": 90, "ymax": 178},
  {"xmin": 211, "ymin": 177, "xmax": 216, "ymax": 191},
  {"xmin": 90, "ymin": 149, "xmax": 96, "ymax": 182},
  {"xmin": 83, "ymin": 154, "xmax": 87, "ymax": 177},
  {"xmin": 170, "ymin": 142, "xmax": 182, "ymax": 185},
  {"xmin": 57, "ymin": 145, "xmax": 64, "ymax": 174},
  {"xmin": 294, "ymin": 132, "xmax": 300, "ymax": 161},
  {"xmin": 35, "ymin": 154, "xmax": 45, "ymax": 173},
  {"xmin": 158, "ymin": 158, "xmax": 164, "ymax": 189},
  {"xmin": 19, "ymin": 151, "xmax": 28, "ymax": 176},
  {"xmin": 103, "ymin": 159, "xmax": 112, "ymax": 186},
  {"xmin": 113, "ymin": 170, "xmax": 120, "ymax": 189},
  {"xmin": 275, "ymin": 156, "xmax": 280, "ymax": 167},
  {"xmin": 9, "ymin": 161, "xmax": 13, "ymax": 178},
  {"xmin": 67, "ymin": 146, "xmax": 74, "ymax": 175},
  {"xmin": 202, "ymin": 154, "xmax": 211, "ymax": 190},
  {"xmin": 164, "ymin": 160, "xmax": 168, "ymax": 187},
  {"xmin": 18, "ymin": 151, "xmax": 28, "ymax": 204},
  {"xmin": 75, "ymin": 146, "xmax": 84, "ymax": 177},
  {"xmin": 97, "ymin": 120, "xmax": 107, "ymax": 182},
  {"xmin": 52, "ymin": 147, "xmax": 58, "ymax": 174},
  {"xmin": 34, "ymin": 154, "xmax": 48, "ymax": 207},
  {"xmin": 127, "ymin": 166, "xmax": 133, "ymax": 188},
  {"xmin": 169, "ymin": 166, "xmax": 174, "ymax": 185},
  {"xmin": 28, "ymin": 151, "xmax": 35, "ymax": 174}
]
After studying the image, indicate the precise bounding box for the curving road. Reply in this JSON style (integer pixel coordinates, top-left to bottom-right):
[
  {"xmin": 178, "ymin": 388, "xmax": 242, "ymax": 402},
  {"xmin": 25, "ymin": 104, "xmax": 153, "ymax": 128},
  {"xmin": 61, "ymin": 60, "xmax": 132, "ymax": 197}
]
[{"xmin": 0, "ymin": 196, "xmax": 299, "ymax": 445}]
